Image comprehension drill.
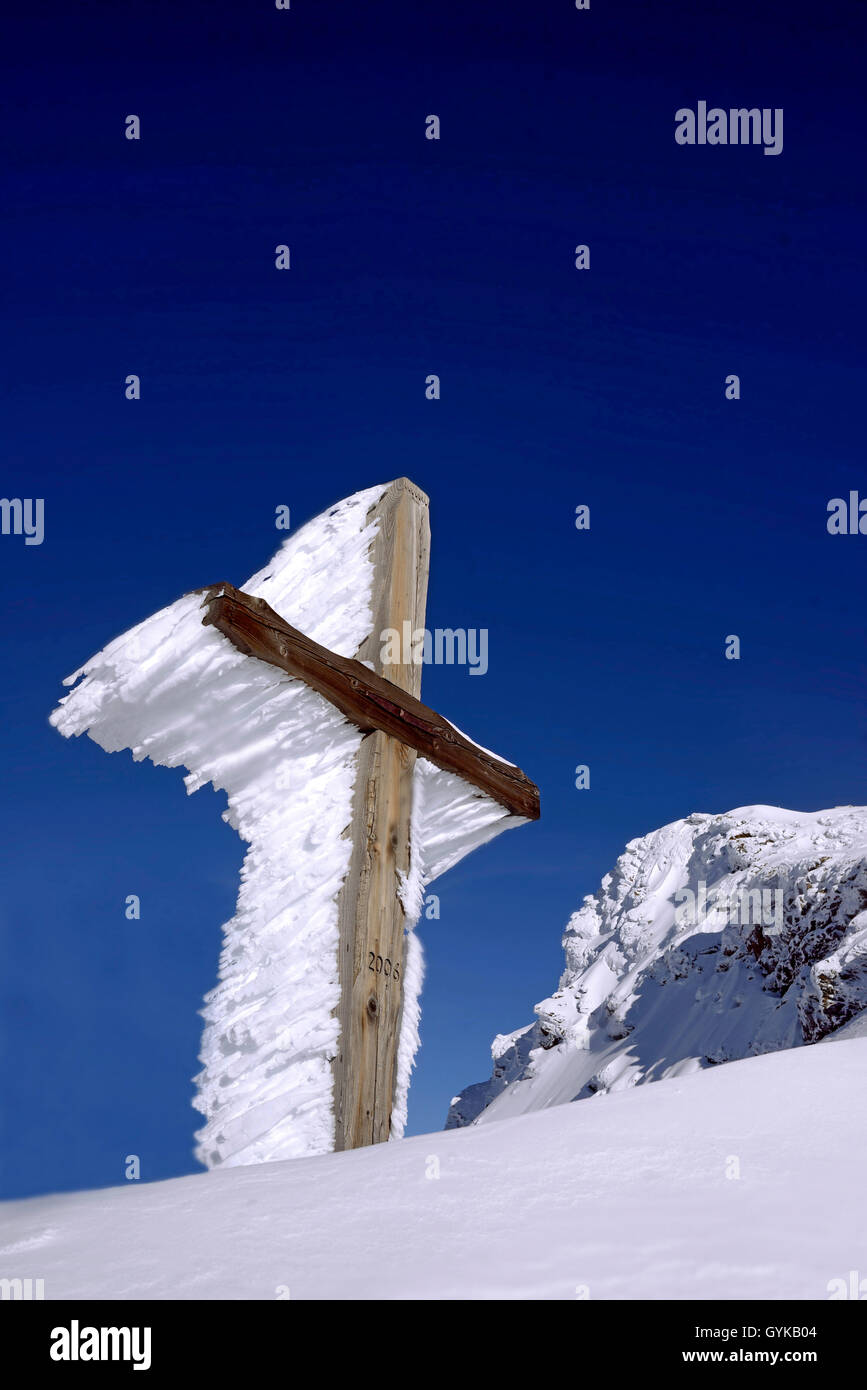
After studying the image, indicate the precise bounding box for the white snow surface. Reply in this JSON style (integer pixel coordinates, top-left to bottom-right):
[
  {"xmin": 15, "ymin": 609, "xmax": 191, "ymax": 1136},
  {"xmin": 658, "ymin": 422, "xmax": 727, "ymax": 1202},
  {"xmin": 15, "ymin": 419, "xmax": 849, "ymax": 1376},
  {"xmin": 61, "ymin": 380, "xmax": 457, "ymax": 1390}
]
[
  {"xmin": 49, "ymin": 483, "xmax": 523, "ymax": 1167},
  {"xmin": 2, "ymin": 1038, "xmax": 865, "ymax": 1300},
  {"xmin": 448, "ymin": 804, "xmax": 867, "ymax": 1128}
]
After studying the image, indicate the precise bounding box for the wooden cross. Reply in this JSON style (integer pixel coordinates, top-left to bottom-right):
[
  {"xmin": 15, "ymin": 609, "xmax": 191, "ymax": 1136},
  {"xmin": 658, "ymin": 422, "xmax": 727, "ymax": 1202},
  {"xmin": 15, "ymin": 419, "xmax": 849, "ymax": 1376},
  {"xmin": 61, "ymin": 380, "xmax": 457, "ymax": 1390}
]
[{"xmin": 197, "ymin": 479, "xmax": 539, "ymax": 1150}]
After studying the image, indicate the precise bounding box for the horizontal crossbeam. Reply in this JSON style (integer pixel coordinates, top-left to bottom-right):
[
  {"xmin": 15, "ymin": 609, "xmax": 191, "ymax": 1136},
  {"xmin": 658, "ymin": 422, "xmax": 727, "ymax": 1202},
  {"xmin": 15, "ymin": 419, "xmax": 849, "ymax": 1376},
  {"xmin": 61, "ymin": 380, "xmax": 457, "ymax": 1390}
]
[{"xmin": 198, "ymin": 582, "xmax": 540, "ymax": 821}]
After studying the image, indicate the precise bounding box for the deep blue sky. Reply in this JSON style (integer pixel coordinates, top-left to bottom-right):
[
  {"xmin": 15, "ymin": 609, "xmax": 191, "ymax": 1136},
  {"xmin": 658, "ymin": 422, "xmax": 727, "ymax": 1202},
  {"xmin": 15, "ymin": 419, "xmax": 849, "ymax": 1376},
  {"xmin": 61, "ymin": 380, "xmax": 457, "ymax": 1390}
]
[{"xmin": 2, "ymin": 0, "xmax": 865, "ymax": 1199}]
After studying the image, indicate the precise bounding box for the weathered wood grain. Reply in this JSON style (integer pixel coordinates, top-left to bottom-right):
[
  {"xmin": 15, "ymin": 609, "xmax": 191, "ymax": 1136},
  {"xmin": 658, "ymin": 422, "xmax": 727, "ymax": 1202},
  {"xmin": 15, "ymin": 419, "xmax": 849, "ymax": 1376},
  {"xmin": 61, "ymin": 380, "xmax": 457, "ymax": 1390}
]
[
  {"xmin": 198, "ymin": 591, "xmax": 539, "ymax": 820},
  {"xmin": 331, "ymin": 480, "xmax": 429, "ymax": 1149}
]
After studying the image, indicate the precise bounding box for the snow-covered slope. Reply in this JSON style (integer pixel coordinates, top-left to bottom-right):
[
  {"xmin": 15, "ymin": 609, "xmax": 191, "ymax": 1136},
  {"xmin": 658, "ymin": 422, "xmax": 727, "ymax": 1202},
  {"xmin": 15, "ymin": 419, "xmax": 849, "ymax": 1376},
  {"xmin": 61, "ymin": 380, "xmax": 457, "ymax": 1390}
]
[
  {"xmin": 50, "ymin": 483, "xmax": 523, "ymax": 1169},
  {"xmin": 448, "ymin": 806, "xmax": 867, "ymax": 1128},
  {"xmin": 2, "ymin": 1039, "xmax": 864, "ymax": 1300}
]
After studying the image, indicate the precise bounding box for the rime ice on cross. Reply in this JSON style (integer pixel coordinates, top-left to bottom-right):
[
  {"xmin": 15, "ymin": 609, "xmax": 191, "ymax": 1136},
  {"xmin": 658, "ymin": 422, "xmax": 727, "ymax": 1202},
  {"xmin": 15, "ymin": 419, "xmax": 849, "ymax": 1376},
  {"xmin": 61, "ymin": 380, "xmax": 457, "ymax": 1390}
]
[{"xmin": 51, "ymin": 480, "xmax": 539, "ymax": 1162}]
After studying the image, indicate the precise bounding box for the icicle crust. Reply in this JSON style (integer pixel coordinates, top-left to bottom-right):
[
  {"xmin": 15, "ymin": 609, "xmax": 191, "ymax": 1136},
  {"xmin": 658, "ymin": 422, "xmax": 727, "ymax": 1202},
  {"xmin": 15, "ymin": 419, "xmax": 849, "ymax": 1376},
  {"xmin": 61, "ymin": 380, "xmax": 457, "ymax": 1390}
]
[
  {"xmin": 390, "ymin": 759, "xmax": 525, "ymax": 1137},
  {"xmin": 52, "ymin": 486, "xmax": 387, "ymax": 1166},
  {"xmin": 51, "ymin": 481, "xmax": 529, "ymax": 1164}
]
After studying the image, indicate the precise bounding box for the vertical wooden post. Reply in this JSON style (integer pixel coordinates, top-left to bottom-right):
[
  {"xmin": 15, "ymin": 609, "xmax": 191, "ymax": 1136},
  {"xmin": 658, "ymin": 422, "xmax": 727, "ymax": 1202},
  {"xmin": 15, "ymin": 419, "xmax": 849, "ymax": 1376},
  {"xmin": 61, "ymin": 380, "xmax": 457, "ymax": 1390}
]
[{"xmin": 333, "ymin": 478, "xmax": 430, "ymax": 1150}]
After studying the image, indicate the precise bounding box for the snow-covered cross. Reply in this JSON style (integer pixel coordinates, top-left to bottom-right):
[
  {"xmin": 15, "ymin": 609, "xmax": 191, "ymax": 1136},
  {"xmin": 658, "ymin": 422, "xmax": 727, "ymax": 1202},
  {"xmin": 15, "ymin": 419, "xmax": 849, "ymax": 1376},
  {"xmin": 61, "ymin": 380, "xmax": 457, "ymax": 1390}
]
[{"xmin": 51, "ymin": 480, "xmax": 539, "ymax": 1166}]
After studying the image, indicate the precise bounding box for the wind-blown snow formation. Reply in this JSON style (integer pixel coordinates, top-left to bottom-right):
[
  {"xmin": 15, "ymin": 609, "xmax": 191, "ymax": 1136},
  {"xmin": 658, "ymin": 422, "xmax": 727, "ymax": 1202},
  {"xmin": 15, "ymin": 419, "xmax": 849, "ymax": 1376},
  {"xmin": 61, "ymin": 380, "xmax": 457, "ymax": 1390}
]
[
  {"xmin": 390, "ymin": 758, "xmax": 523, "ymax": 1137},
  {"xmin": 50, "ymin": 483, "xmax": 522, "ymax": 1167},
  {"xmin": 448, "ymin": 804, "xmax": 867, "ymax": 1128}
]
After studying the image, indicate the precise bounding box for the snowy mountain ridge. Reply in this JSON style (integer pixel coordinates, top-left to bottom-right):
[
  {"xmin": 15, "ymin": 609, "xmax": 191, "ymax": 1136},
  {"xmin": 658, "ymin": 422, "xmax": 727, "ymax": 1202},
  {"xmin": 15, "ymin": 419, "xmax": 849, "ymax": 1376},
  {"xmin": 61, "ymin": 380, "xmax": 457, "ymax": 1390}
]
[{"xmin": 448, "ymin": 804, "xmax": 867, "ymax": 1128}]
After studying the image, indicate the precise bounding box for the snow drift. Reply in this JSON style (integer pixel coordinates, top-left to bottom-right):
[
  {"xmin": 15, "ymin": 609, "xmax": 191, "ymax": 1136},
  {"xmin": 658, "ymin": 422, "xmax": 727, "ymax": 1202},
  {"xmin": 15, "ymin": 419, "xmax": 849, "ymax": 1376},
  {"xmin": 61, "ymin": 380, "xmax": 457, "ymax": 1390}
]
[
  {"xmin": 50, "ymin": 483, "xmax": 523, "ymax": 1168},
  {"xmin": 448, "ymin": 804, "xmax": 867, "ymax": 1128},
  {"xmin": 2, "ymin": 1038, "xmax": 864, "ymax": 1300}
]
